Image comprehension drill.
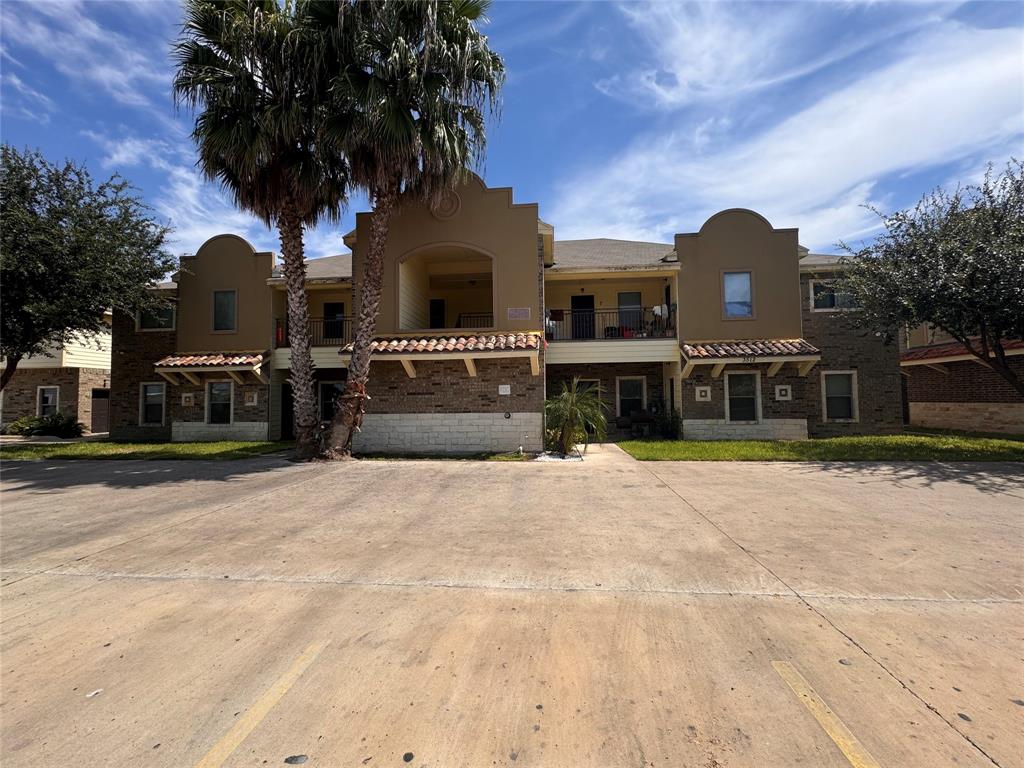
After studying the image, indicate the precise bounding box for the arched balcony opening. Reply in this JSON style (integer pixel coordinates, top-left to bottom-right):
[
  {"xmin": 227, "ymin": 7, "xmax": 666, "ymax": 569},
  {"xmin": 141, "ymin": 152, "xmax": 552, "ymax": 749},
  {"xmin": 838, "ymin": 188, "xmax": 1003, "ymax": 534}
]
[{"xmin": 398, "ymin": 246, "xmax": 495, "ymax": 331}]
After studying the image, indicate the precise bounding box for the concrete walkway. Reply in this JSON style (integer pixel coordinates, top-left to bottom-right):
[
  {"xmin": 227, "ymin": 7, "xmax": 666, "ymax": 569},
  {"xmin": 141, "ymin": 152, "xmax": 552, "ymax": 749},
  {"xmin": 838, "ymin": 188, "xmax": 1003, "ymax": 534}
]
[{"xmin": 1, "ymin": 449, "xmax": 1021, "ymax": 767}]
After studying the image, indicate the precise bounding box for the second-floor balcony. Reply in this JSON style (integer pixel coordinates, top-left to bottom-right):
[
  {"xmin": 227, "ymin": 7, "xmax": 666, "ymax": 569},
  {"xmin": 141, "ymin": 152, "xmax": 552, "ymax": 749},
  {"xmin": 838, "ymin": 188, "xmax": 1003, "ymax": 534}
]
[
  {"xmin": 275, "ymin": 317, "xmax": 354, "ymax": 348},
  {"xmin": 545, "ymin": 306, "xmax": 676, "ymax": 342}
]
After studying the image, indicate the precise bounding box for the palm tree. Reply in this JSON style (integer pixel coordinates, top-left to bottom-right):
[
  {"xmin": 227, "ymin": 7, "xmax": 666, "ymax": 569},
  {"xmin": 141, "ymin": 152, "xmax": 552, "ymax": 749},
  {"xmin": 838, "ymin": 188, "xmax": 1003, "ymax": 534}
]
[
  {"xmin": 545, "ymin": 378, "xmax": 608, "ymax": 457},
  {"xmin": 172, "ymin": 0, "xmax": 348, "ymax": 459},
  {"xmin": 314, "ymin": 0, "xmax": 505, "ymax": 456}
]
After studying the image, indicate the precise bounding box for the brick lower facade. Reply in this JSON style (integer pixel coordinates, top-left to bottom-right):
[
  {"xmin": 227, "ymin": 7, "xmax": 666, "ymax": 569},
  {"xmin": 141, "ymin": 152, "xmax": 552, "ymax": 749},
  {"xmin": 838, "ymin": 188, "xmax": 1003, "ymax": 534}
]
[
  {"xmin": 110, "ymin": 309, "xmax": 176, "ymax": 441},
  {"xmin": 546, "ymin": 362, "xmax": 665, "ymax": 438},
  {"xmin": 800, "ymin": 273, "xmax": 904, "ymax": 438},
  {"xmin": 1, "ymin": 366, "xmax": 110, "ymax": 432},
  {"xmin": 904, "ymin": 357, "xmax": 1024, "ymax": 434},
  {"xmin": 356, "ymin": 356, "xmax": 545, "ymax": 452}
]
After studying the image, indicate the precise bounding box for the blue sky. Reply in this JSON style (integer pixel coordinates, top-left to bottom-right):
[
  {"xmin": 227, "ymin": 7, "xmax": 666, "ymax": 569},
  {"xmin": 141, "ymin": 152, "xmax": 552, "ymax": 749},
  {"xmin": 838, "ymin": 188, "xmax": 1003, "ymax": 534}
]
[{"xmin": 2, "ymin": 1, "xmax": 1021, "ymax": 258}]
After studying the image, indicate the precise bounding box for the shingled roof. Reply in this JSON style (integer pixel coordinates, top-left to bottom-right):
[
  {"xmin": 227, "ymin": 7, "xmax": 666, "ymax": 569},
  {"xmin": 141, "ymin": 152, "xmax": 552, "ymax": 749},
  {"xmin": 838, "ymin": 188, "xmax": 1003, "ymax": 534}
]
[
  {"xmin": 901, "ymin": 338, "xmax": 1024, "ymax": 364},
  {"xmin": 551, "ymin": 239, "xmax": 676, "ymax": 270}
]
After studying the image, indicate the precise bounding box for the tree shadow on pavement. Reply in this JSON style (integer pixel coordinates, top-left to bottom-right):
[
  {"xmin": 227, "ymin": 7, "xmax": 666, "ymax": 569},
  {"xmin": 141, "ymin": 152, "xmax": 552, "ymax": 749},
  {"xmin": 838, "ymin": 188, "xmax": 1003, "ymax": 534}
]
[
  {"xmin": 791, "ymin": 461, "xmax": 1024, "ymax": 496},
  {"xmin": 0, "ymin": 456, "xmax": 323, "ymax": 493}
]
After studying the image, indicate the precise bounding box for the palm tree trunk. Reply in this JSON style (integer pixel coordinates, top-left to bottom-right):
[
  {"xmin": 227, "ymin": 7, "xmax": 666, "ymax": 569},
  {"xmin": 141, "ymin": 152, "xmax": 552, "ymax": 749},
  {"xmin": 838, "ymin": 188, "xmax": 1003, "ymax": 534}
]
[
  {"xmin": 328, "ymin": 185, "xmax": 397, "ymax": 456},
  {"xmin": 1, "ymin": 354, "xmax": 22, "ymax": 392},
  {"xmin": 278, "ymin": 203, "xmax": 319, "ymax": 459}
]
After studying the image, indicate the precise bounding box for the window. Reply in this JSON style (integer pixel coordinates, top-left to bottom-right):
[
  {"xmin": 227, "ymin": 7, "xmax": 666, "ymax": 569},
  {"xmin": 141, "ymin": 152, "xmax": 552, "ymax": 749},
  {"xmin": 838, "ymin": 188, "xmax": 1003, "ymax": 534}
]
[
  {"xmin": 616, "ymin": 377, "xmax": 646, "ymax": 417},
  {"xmin": 213, "ymin": 290, "xmax": 237, "ymax": 332},
  {"xmin": 37, "ymin": 386, "xmax": 59, "ymax": 417},
  {"xmin": 810, "ymin": 280, "xmax": 858, "ymax": 311},
  {"xmin": 726, "ymin": 373, "xmax": 759, "ymax": 422},
  {"xmin": 137, "ymin": 306, "xmax": 175, "ymax": 330},
  {"xmin": 140, "ymin": 383, "xmax": 165, "ymax": 425},
  {"xmin": 319, "ymin": 381, "xmax": 346, "ymax": 421},
  {"xmin": 207, "ymin": 381, "xmax": 232, "ymax": 424},
  {"xmin": 723, "ymin": 272, "xmax": 753, "ymax": 318},
  {"xmin": 823, "ymin": 371, "xmax": 858, "ymax": 421}
]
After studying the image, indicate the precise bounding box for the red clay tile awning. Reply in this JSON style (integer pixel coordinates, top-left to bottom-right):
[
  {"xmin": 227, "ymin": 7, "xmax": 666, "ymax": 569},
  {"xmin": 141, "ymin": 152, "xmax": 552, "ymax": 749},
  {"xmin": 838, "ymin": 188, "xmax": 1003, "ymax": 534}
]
[
  {"xmin": 682, "ymin": 339, "xmax": 820, "ymax": 361},
  {"xmin": 155, "ymin": 352, "xmax": 266, "ymax": 368},
  {"xmin": 342, "ymin": 333, "xmax": 542, "ymax": 355},
  {"xmin": 901, "ymin": 338, "xmax": 1024, "ymax": 365},
  {"xmin": 153, "ymin": 351, "xmax": 268, "ymax": 385}
]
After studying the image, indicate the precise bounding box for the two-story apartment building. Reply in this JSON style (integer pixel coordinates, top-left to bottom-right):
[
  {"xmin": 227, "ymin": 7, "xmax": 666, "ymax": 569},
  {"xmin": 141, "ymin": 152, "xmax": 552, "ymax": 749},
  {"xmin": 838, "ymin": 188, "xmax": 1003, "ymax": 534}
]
[
  {"xmin": 1, "ymin": 320, "xmax": 112, "ymax": 432},
  {"xmin": 109, "ymin": 175, "xmax": 903, "ymax": 452}
]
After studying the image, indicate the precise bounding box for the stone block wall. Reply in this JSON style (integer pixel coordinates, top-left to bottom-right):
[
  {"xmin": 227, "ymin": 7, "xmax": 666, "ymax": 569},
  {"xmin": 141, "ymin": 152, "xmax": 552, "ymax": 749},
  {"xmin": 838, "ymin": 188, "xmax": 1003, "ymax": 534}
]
[{"xmin": 354, "ymin": 412, "xmax": 542, "ymax": 454}]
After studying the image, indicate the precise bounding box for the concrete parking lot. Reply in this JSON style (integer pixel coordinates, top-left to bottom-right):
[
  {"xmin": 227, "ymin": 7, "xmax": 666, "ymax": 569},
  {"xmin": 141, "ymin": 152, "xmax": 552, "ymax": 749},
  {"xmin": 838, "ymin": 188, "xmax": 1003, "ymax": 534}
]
[{"xmin": 1, "ymin": 446, "xmax": 1021, "ymax": 767}]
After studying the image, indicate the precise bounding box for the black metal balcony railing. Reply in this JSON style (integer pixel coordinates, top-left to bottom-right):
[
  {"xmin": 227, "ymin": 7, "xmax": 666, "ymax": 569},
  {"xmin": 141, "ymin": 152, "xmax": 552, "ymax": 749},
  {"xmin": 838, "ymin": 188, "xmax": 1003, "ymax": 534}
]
[
  {"xmin": 275, "ymin": 317, "xmax": 354, "ymax": 348},
  {"xmin": 545, "ymin": 306, "xmax": 676, "ymax": 342}
]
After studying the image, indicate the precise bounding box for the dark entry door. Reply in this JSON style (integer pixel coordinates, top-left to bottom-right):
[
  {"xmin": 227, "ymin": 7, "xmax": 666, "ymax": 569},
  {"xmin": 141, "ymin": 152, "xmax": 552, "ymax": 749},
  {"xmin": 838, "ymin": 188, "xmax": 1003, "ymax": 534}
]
[
  {"xmin": 90, "ymin": 389, "xmax": 110, "ymax": 432},
  {"xmin": 571, "ymin": 294, "xmax": 595, "ymax": 339},
  {"xmin": 429, "ymin": 298, "xmax": 446, "ymax": 329}
]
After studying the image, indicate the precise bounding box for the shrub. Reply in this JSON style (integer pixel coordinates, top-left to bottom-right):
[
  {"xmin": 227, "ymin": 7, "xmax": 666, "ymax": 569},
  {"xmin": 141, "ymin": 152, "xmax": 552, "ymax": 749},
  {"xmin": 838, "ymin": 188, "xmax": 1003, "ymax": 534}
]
[
  {"xmin": 544, "ymin": 378, "xmax": 608, "ymax": 456},
  {"xmin": 5, "ymin": 413, "xmax": 85, "ymax": 438}
]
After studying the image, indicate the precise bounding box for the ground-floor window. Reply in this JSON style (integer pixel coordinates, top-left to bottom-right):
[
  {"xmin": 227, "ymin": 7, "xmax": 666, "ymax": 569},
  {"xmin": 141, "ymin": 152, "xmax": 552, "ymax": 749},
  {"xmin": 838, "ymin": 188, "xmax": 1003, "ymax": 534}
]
[
  {"xmin": 725, "ymin": 372, "xmax": 760, "ymax": 423},
  {"xmin": 616, "ymin": 376, "xmax": 646, "ymax": 417},
  {"xmin": 37, "ymin": 386, "xmax": 59, "ymax": 417},
  {"xmin": 319, "ymin": 381, "xmax": 346, "ymax": 421},
  {"xmin": 823, "ymin": 371, "xmax": 858, "ymax": 421},
  {"xmin": 207, "ymin": 381, "xmax": 233, "ymax": 424},
  {"xmin": 140, "ymin": 382, "xmax": 166, "ymax": 425}
]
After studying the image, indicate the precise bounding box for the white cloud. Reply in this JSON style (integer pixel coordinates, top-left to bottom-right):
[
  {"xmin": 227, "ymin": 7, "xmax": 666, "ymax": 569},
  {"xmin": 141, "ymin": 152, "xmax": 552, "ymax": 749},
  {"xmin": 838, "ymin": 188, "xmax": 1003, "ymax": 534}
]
[
  {"xmin": 1, "ymin": 0, "xmax": 168, "ymax": 111},
  {"xmin": 552, "ymin": 22, "xmax": 1024, "ymax": 249},
  {"xmin": 2, "ymin": 72, "xmax": 56, "ymax": 123}
]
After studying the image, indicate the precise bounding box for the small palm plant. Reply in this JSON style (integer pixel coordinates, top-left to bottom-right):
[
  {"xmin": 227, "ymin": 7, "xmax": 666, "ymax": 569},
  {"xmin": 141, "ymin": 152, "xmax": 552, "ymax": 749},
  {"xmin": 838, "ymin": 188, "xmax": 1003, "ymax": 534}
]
[{"xmin": 545, "ymin": 378, "xmax": 608, "ymax": 457}]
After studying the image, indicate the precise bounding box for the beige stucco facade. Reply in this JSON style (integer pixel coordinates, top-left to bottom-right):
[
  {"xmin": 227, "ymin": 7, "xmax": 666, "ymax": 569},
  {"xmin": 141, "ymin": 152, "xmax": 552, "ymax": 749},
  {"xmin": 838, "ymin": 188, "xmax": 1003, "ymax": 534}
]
[
  {"xmin": 348, "ymin": 176, "xmax": 542, "ymax": 336},
  {"xmin": 675, "ymin": 209, "xmax": 802, "ymax": 342},
  {"xmin": 176, "ymin": 234, "xmax": 276, "ymax": 353}
]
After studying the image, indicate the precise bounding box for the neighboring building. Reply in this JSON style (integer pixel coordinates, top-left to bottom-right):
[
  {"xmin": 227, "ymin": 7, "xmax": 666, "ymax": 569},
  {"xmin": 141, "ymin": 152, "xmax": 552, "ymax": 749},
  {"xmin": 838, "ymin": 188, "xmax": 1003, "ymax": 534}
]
[
  {"xmin": 1, "ymin": 321, "xmax": 112, "ymax": 432},
  {"xmin": 901, "ymin": 325, "xmax": 1024, "ymax": 434},
  {"xmin": 110, "ymin": 175, "xmax": 903, "ymax": 451}
]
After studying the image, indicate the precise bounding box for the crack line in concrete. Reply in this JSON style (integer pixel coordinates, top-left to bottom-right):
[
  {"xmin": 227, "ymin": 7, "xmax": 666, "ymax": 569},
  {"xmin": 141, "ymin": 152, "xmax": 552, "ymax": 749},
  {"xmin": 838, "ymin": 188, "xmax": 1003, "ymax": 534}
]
[
  {"xmin": 1, "ymin": 567, "xmax": 1021, "ymax": 605},
  {"xmin": 642, "ymin": 463, "xmax": 1005, "ymax": 768}
]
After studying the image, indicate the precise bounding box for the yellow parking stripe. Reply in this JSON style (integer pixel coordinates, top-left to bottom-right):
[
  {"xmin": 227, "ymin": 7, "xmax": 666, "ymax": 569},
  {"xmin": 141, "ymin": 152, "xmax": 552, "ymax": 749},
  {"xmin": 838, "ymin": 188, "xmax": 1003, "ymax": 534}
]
[
  {"xmin": 772, "ymin": 660, "xmax": 883, "ymax": 768},
  {"xmin": 194, "ymin": 640, "xmax": 330, "ymax": 768}
]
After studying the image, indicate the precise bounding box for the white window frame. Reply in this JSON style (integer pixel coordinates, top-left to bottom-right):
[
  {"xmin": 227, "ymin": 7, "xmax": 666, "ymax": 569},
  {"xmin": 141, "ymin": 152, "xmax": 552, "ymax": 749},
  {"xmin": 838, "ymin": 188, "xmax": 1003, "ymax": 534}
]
[
  {"xmin": 722, "ymin": 270, "xmax": 755, "ymax": 320},
  {"xmin": 821, "ymin": 370, "xmax": 860, "ymax": 423},
  {"xmin": 212, "ymin": 289, "xmax": 238, "ymax": 333},
  {"xmin": 138, "ymin": 382, "xmax": 166, "ymax": 426},
  {"xmin": 724, "ymin": 370, "xmax": 761, "ymax": 424},
  {"xmin": 615, "ymin": 376, "xmax": 647, "ymax": 417},
  {"xmin": 206, "ymin": 380, "xmax": 234, "ymax": 425},
  {"xmin": 809, "ymin": 279, "xmax": 858, "ymax": 313},
  {"xmin": 135, "ymin": 305, "xmax": 177, "ymax": 332},
  {"xmin": 36, "ymin": 386, "xmax": 60, "ymax": 417}
]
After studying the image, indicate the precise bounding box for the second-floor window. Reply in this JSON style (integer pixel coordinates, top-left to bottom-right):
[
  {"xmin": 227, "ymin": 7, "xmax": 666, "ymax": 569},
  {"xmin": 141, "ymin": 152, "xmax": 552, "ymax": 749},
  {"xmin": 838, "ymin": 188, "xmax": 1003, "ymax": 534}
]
[
  {"xmin": 213, "ymin": 290, "xmax": 237, "ymax": 332},
  {"xmin": 723, "ymin": 272, "xmax": 753, "ymax": 319},
  {"xmin": 138, "ymin": 306, "xmax": 175, "ymax": 331},
  {"xmin": 810, "ymin": 280, "xmax": 859, "ymax": 311}
]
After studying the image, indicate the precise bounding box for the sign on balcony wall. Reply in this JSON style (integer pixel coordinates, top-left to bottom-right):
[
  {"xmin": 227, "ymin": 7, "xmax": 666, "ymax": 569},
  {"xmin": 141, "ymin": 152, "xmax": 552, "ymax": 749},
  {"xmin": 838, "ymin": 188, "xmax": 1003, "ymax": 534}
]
[{"xmin": 507, "ymin": 307, "xmax": 531, "ymax": 320}]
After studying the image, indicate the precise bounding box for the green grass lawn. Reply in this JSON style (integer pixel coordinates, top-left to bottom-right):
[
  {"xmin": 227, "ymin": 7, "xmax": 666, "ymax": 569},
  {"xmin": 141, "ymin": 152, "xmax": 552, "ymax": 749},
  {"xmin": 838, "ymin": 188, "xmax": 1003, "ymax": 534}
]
[
  {"xmin": 618, "ymin": 434, "xmax": 1024, "ymax": 462},
  {"xmin": 0, "ymin": 440, "xmax": 292, "ymax": 461}
]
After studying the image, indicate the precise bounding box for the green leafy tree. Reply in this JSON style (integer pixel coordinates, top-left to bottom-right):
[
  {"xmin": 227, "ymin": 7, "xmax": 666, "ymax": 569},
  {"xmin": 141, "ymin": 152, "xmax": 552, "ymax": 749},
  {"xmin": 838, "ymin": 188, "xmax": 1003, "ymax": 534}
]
[
  {"xmin": 313, "ymin": 0, "xmax": 505, "ymax": 456},
  {"xmin": 841, "ymin": 160, "xmax": 1024, "ymax": 397},
  {"xmin": 545, "ymin": 378, "xmax": 608, "ymax": 456},
  {"xmin": 0, "ymin": 145, "xmax": 174, "ymax": 391},
  {"xmin": 172, "ymin": 0, "xmax": 349, "ymax": 459}
]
